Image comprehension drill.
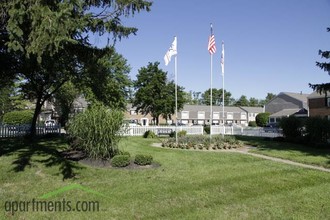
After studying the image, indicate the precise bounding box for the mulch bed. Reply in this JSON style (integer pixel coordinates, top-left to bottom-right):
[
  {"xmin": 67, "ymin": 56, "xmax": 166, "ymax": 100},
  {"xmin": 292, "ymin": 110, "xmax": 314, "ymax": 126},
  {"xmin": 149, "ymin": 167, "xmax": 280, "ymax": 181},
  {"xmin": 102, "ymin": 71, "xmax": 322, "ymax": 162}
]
[{"xmin": 60, "ymin": 149, "xmax": 160, "ymax": 169}]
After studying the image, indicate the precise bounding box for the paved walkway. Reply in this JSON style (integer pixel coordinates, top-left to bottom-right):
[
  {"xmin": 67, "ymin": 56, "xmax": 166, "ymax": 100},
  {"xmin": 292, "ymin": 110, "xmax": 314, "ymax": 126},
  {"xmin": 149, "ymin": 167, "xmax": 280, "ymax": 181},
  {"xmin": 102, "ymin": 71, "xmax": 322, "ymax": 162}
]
[
  {"xmin": 153, "ymin": 143, "xmax": 330, "ymax": 173},
  {"xmin": 235, "ymin": 149, "xmax": 330, "ymax": 173}
]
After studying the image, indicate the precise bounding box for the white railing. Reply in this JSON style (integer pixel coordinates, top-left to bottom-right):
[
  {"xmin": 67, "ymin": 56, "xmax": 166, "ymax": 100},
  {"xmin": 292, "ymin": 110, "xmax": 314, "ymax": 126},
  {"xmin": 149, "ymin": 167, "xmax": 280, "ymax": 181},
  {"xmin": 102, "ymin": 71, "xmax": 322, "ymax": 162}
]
[
  {"xmin": 0, "ymin": 124, "xmax": 61, "ymax": 138},
  {"xmin": 123, "ymin": 126, "xmax": 204, "ymax": 136},
  {"xmin": 0, "ymin": 124, "xmax": 282, "ymax": 138},
  {"xmin": 123, "ymin": 125, "xmax": 282, "ymax": 138}
]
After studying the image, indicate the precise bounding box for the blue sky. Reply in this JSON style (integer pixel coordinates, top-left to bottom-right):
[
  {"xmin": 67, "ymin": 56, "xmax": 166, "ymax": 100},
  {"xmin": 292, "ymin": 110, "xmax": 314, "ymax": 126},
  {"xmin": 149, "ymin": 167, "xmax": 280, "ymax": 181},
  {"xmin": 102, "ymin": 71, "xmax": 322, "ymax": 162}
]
[{"xmin": 91, "ymin": 0, "xmax": 330, "ymax": 100}]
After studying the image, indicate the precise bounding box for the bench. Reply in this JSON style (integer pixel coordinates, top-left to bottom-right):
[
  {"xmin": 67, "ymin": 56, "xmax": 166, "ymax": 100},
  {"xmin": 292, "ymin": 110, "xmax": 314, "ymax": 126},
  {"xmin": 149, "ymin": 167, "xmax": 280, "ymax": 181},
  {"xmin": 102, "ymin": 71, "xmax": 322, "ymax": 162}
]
[{"xmin": 157, "ymin": 128, "xmax": 173, "ymax": 136}]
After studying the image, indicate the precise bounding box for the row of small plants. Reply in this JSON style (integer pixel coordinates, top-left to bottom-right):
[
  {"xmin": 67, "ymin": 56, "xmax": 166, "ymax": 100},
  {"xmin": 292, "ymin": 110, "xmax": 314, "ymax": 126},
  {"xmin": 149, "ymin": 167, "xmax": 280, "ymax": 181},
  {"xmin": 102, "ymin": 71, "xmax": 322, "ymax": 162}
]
[
  {"xmin": 161, "ymin": 135, "xmax": 243, "ymax": 150},
  {"xmin": 143, "ymin": 130, "xmax": 187, "ymax": 138},
  {"xmin": 111, "ymin": 152, "xmax": 154, "ymax": 167}
]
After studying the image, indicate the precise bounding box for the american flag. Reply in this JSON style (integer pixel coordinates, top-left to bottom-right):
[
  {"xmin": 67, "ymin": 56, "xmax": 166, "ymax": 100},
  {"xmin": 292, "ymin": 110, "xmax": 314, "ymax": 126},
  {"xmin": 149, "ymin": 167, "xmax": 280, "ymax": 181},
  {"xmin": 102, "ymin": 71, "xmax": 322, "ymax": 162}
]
[{"xmin": 208, "ymin": 31, "xmax": 216, "ymax": 54}]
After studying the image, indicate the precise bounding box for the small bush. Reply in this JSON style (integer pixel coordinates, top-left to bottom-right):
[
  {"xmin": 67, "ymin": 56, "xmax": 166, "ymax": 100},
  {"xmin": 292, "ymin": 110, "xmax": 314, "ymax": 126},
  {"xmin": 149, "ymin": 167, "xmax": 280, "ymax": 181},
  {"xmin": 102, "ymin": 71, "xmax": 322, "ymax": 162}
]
[
  {"xmin": 111, "ymin": 155, "xmax": 131, "ymax": 167},
  {"xmin": 204, "ymin": 125, "xmax": 210, "ymax": 134},
  {"xmin": 305, "ymin": 117, "xmax": 330, "ymax": 144},
  {"xmin": 169, "ymin": 130, "xmax": 187, "ymax": 138},
  {"xmin": 119, "ymin": 151, "xmax": 131, "ymax": 157},
  {"xmin": 248, "ymin": 121, "xmax": 257, "ymax": 127},
  {"xmin": 255, "ymin": 112, "xmax": 270, "ymax": 127},
  {"xmin": 279, "ymin": 116, "xmax": 303, "ymax": 140},
  {"xmin": 134, "ymin": 154, "xmax": 153, "ymax": 165},
  {"xmin": 143, "ymin": 130, "xmax": 157, "ymax": 138},
  {"xmin": 3, "ymin": 110, "xmax": 34, "ymax": 125}
]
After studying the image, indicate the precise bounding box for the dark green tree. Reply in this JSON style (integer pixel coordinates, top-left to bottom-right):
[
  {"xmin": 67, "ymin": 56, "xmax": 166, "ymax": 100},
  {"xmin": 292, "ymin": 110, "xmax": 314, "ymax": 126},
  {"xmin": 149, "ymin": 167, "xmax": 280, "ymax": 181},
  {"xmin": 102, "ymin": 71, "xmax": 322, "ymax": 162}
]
[
  {"xmin": 79, "ymin": 51, "xmax": 132, "ymax": 109},
  {"xmin": 0, "ymin": 0, "xmax": 152, "ymax": 136},
  {"xmin": 0, "ymin": 85, "xmax": 13, "ymax": 120},
  {"xmin": 133, "ymin": 62, "xmax": 185, "ymax": 125},
  {"xmin": 201, "ymin": 88, "xmax": 232, "ymax": 106},
  {"xmin": 249, "ymin": 97, "xmax": 259, "ymax": 107},
  {"xmin": 255, "ymin": 112, "xmax": 270, "ymax": 127},
  {"xmin": 234, "ymin": 95, "xmax": 249, "ymax": 107},
  {"xmin": 260, "ymin": 93, "xmax": 276, "ymax": 106},
  {"xmin": 54, "ymin": 81, "xmax": 80, "ymax": 127},
  {"xmin": 309, "ymin": 27, "xmax": 330, "ymax": 94}
]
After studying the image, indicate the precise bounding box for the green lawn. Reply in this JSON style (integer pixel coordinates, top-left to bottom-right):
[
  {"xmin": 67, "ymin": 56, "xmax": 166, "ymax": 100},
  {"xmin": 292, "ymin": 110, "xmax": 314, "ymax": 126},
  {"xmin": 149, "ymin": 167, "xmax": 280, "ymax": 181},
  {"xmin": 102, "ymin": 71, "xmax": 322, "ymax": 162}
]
[
  {"xmin": 1, "ymin": 136, "xmax": 330, "ymax": 219},
  {"xmin": 236, "ymin": 135, "xmax": 330, "ymax": 168}
]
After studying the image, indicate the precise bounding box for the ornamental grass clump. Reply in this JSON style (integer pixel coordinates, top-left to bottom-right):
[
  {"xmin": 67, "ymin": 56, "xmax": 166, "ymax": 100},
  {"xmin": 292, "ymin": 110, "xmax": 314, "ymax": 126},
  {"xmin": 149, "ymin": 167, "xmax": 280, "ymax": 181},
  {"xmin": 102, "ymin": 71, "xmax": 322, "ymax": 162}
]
[{"xmin": 67, "ymin": 103, "xmax": 125, "ymax": 160}]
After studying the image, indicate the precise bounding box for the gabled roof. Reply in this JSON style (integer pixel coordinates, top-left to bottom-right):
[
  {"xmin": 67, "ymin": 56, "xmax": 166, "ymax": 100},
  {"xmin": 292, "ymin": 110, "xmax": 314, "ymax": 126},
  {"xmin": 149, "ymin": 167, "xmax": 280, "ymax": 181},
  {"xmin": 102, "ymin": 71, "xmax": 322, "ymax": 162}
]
[
  {"xmin": 280, "ymin": 92, "xmax": 309, "ymax": 102},
  {"xmin": 239, "ymin": 106, "xmax": 264, "ymax": 113},
  {"xmin": 308, "ymin": 91, "xmax": 328, "ymax": 99},
  {"xmin": 270, "ymin": 108, "xmax": 308, "ymax": 118}
]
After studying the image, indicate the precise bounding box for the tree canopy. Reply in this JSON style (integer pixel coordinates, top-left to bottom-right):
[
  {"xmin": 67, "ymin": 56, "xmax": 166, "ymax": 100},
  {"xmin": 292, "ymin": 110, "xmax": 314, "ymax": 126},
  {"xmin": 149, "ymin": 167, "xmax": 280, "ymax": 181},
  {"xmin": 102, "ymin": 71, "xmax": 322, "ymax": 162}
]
[
  {"xmin": 0, "ymin": 0, "xmax": 152, "ymax": 135},
  {"xmin": 133, "ymin": 62, "xmax": 186, "ymax": 125},
  {"xmin": 201, "ymin": 88, "xmax": 233, "ymax": 106},
  {"xmin": 309, "ymin": 27, "xmax": 330, "ymax": 94}
]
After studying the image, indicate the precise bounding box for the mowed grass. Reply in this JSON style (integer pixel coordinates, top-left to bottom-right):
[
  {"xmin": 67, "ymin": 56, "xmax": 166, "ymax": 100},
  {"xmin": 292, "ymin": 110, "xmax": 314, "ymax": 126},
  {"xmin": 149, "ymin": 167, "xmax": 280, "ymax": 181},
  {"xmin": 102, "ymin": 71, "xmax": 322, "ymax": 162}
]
[
  {"xmin": 1, "ymin": 136, "xmax": 330, "ymax": 219},
  {"xmin": 236, "ymin": 135, "xmax": 330, "ymax": 168}
]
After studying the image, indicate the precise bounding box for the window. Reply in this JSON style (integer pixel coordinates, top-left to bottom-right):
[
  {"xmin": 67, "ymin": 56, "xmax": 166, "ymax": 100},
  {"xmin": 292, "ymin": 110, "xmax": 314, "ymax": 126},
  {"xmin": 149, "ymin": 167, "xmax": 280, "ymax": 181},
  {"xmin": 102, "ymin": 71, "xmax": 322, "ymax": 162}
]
[
  {"xmin": 227, "ymin": 112, "xmax": 233, "ymax": 120},
  {"xmin": 213, "ymin": 112, "xmax": 219, "ymax": 120},
  {"xmin": 327, "ymin": 97, "xmax": 330, "ymax": 107},
  {"xmin": 198, "ymin": 111, "xmax": 205, "ymax": 119},
  {"xmin": 181, "ymin": 111, "xmax": 189, "ymax": 119},
  {"xmin": 241, "ymin": 112, "xmax": 247, "ymax": 120}
]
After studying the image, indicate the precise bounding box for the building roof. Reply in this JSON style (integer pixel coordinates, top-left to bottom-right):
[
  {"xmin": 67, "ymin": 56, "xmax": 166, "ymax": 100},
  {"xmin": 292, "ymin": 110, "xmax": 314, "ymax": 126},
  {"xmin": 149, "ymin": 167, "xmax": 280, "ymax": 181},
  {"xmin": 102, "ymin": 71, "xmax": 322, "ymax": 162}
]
[
  {"xmin": 280, "ymin": 92, "xmax": 309, "ymax": 109},
  {"xmin": 308, "ymin": 91, "xmax": 328, "ymax": 99},
  {"xmin": 270, "ymin": 108, "xmax": 308, "ymax": 118},
  {"xmin": 239, "ymin": 106, "xmax": 264, "ymax": 113}
]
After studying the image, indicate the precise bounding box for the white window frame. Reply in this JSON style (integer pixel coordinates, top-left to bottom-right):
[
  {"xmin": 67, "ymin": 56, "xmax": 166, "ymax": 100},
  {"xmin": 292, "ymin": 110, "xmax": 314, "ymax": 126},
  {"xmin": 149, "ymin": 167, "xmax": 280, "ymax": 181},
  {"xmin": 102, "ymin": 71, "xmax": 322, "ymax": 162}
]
[
  {"xmin": 181, "ymin": 111, "xmax": 189, "ymax": 120},
  {"xmin": 198, "ymin": 111, "xmax": 205, "ymax": 119},
  {"xmin": 227, "ymin": 112, "xmax": 233, "ymax": 120}
]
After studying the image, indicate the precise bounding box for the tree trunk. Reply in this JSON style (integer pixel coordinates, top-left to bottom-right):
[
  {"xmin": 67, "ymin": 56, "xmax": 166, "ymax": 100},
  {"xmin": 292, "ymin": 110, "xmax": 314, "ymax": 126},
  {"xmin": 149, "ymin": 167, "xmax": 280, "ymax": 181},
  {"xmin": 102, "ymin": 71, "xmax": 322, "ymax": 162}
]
[{"xmin": 30, "ymin": 96, "xmax": 43, "ymax": 137}]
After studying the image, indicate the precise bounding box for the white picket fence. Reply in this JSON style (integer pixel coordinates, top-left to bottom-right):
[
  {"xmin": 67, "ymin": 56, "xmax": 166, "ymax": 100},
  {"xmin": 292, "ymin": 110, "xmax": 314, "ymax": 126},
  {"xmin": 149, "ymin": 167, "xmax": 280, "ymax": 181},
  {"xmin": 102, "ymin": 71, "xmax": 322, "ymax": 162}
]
[
  {"xmin": 123, "ymin": 126, "xmax": 204, "ymax": 136},
  {"xmin": 123, "ymin": 125, "xmax": 282, "ymax": 138},
  {"xmin": 0, "ymin": 124, "xmax": 282, "ymax": 138},
  {"xmin": 0, "ymin": 124, "xmax": 61, "ymax": 138}
]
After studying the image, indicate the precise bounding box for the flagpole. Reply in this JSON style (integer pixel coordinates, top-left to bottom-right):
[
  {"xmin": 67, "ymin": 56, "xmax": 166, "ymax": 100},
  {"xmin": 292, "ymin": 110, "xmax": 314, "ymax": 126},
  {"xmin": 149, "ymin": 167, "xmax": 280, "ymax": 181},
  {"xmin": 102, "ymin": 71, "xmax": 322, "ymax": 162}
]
[
  {"xmin": 210, "ymin": 52, "xmax": 213, "ymax": 140},
  {"xmin": 222, "ymin": 66, "xmax": 225, "ymax": 138},
  {"xmin": 175, "ymin": 43, "xmax": 178, "ymax": 145},
  {"xmin": 221, "ymin": 41, "xmax": 225, "ymax": 138},
  {"xmin": 209, "ymin": 23, "xmax": 214, "ymax": 141}
]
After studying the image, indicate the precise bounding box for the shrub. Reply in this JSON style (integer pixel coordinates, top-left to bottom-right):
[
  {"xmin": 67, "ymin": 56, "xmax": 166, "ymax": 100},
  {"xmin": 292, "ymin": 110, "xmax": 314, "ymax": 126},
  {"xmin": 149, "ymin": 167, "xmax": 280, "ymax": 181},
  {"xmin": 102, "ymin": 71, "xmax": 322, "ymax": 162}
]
[
  {"xmin": 3, "ymin": 110, "xmax": 34, "ymax": 125},
  {"xmin": 169, "ymin": 130, "xmax": 187, "ymax": 138},
  {"xmin": 305, "ymin": 117, "xmax": 330, "ymax": 144},
  {"xmin": 255, "ymin": 112, "xmax": 270, "ymax": 127},
  {"xmin": 279, "ymin": 116, "xmax": 303, "ymax": 140},
  {"xmin": 204, "ymin": 125, "xmax": 210, "ymax": 134},
  {"xmin": 67, "ymin": 103, "xmax": 124, "ymax": 160},
  {"xmin": 143, "ymin": 130, "xmax": 157, "ymax": 138},
  {"xmin": 119, "ymin": 151, "xmax": 131, "ymax": 157},
  {"xmin": 248, "ymin": 121, "xmax": 257, "ymax": 127},
  {"xmin": 111, "ymin": 155, "xmax": 131, "ymax": 167},
  {"xmin": 162, "ymin": 135, "xmax": 243, "ymax": 150},
  {"xmin": 134, "ymin": 154, "xmax": 153, "ymax": 165}
]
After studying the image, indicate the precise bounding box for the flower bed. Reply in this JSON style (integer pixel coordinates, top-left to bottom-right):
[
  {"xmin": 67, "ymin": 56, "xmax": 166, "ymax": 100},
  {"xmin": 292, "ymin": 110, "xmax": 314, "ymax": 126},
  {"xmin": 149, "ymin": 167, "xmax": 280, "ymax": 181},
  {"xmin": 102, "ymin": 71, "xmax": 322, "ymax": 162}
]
[{"xmin": 161, "ymin": 135, "xmax": 243, "ymax": 150}]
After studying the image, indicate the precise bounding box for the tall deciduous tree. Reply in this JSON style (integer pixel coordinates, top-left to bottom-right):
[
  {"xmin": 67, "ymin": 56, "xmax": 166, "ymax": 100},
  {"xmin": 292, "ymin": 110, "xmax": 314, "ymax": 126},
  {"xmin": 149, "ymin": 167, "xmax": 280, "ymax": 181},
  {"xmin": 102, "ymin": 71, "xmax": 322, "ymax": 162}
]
[
  {"xmin": 201, "ymin": 88, "xmax": 232, "ymax": 106},
  {"xmin": 309, "ymin": 27, "xmax": 330, "ymax": 94},
  {"xmin": 133, "ymin": 62, "xmax": 185, "ymax": 125},
  {"xmin": 234, "ymin": 95, "xmax": 249, "ymax": 107},
  {"xmin": 0, "ymin": 0, "xmax": 152, "ymax": 136}
]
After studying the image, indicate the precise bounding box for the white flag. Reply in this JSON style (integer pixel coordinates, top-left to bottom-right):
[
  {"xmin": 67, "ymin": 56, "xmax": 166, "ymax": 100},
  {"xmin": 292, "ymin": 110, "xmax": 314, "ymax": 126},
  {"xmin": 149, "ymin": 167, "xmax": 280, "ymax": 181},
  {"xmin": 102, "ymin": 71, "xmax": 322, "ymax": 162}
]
[
  {"xmin": 221, "ymin": 41, "xmax": 224, "ymax": 76},
  {"xmin": 164, "ymin": 37, "xmax": 177, "ymax": 66}
]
